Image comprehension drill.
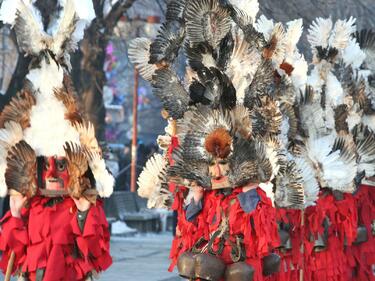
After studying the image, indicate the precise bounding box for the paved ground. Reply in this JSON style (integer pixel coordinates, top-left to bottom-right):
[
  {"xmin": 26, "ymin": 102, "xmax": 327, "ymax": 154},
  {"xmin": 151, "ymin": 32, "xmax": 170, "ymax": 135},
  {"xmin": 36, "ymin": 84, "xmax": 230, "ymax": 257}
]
[{"xmin": 101, "ymin": 233, "xmax": 182, "ymax": 281}]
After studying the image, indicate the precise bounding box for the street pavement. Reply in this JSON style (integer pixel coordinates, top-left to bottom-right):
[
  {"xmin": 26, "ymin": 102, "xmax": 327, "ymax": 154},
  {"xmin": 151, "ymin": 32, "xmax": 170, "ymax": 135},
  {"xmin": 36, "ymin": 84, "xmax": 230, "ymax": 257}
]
[{"xmin": 101, "ymin": 233, "xmax": 182, "ymax": 281}]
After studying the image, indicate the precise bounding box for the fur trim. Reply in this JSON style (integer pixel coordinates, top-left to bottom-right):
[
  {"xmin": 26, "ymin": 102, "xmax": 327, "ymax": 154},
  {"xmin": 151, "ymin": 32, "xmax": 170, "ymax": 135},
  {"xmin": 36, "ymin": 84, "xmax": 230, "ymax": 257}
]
[
  {"xmin": 87, "ymin": 151, "xmax": 114, "ymax": 198},
  {"xmin": 204, "ymin": 127, "xmax": 232, "ymax": 158}
]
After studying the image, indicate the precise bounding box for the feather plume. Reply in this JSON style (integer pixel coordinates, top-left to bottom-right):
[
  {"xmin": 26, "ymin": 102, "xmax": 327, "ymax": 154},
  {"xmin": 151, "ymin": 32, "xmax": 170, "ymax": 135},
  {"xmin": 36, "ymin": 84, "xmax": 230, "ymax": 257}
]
[
  {"xmin": 250, "ymin": 97, "xmax": 282, "ymax": 137},
  {"xmin": 329, "ymin": 17, "xmax": 356, "ymax": 50},
  {"xmin": 166, "ymin": 0, "xmax": 186, "ymax": 21},
  {"xmin": 285, "ymin": 19, "xmax": 303, "ymax": 58},
  {"xmin": 54, "ymin": 87, "xmax": 83, "ymax": 123},
  {"xmin": 294, "ymin": 156, "xmax": 319, "ymax": 207},
  {"xmin": 306, "ymin": 134, "xmax": 357, "ymax": 192},
  {"xmin": 184, "ymin": 0, "xmax": 231, "ymax": 49},
  {"xmin": 13, "ymin": 0, "xmax": 46, "ymax": 55},
  {"xmin": 5, "ymin": 140, "xmax": 37, "ymax": 198},
  {"xmin": 128, "ymin": 38, "xmax": 157, "ymax": 82},
  {"xmin": 355, "ymin": 29, "xmax": 375, "ymax": 73},
  {"xmin": 168, "ymin": 148, "xmax": 211, "ymax": 188},
  {"xmin": 0, "ymin": 121, "xmax": 24, "ymax": 158},
  {"xmin": 85, "ymin": 150, "xmax": 114, "ymax": 198},
  {"xmin": 334, "ymin": 104, "xmax": 349, "ymax": 133},
  {"xmin": 343, "ymin": 38, "xmax": 366, "ymax": 69},
  {"xmin": 228, "ymin": 0, "xmax": 259, "ymax": 23},
  {"xmin": 50, "ymin": 0, "xmax": 78, "ymax": 60},
  {"xmin": 307, "ymin": 17, "xmax": 333, "ymax": 49},
  {"xmin": 275, "ymin": 159, "xmax": 305, "ymax": 209},
  {"xmin": 152, "ymin": 68, "xmax": 190, "ymax": 119},
  {"xmin": 149, "ymin": 21, "xmax": 185, "ymax": 65},
  {"xmin": 243, "ymin": 58, "xmax": 274, "ymax": 108},
  {"xmin": 230, "ymin": 105, "xmax": 252, "ymax": 139},
  {"xmin": 255, "ymin": 15, "xmax": 274, "ymax": 40},
  {"xmin": 225, "ymin": 31, "xmax": 261, "ymax": 102},
  {"xmin": 73, "ymin": 120, "xmax": 100, "ymax": 154},
  {"xmin": 228, "ymin": 138, "xmax": 258, "ymax": 187},
  {"xmin": 0, "ymin": 89, "xmax": 35, "ymax": 129},
  {"xmin": 185, "ymin": 41, "xmax": 217, "ymax": 71},
  {"xmin": 64, "ymin": 142, "xmax": 89, "ymax": 198},
  {"xmin": 353, "ymin": 125, "xmax": 375, "ymax": 177},
  {"xmin": 263, "ymin": 23, "xmax": 286, "ymax": 65},
  {"xmin": 137, "ymin": 153, "xmax": 172, "ymax": 209}
]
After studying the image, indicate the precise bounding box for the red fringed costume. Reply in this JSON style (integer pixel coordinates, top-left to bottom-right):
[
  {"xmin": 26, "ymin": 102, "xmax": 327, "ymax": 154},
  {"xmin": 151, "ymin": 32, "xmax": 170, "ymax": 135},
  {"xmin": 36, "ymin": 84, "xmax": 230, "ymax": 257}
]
[{"xmin": 0, "ymin": 197, "xmax": 112, "ymax": 281}]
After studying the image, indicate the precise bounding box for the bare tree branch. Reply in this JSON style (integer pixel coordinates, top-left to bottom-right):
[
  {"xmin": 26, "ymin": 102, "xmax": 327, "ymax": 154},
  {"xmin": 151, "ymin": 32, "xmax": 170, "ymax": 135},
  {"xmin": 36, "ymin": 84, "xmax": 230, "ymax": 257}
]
[
  {"xmin": 104, "ymin": 0, "xmax": 138, "ymax": 35},
  {"xmin": 155, "ymin": 0, "xmax": 165, "ymax": 15}
]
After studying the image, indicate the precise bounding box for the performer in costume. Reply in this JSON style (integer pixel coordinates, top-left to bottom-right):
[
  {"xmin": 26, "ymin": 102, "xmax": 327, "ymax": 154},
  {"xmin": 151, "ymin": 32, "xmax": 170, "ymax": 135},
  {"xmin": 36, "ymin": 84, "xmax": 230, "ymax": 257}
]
[
  {"xmin": 129, "ymin": 0, "xmax": 375, "ymax": 280},
  {"xmin": 0, "ymin": 0, "xmax": 114, "ymax": 280},
  {"xmin": 130, "ymin": 0, "xmax": 306, "ymax": 280}
]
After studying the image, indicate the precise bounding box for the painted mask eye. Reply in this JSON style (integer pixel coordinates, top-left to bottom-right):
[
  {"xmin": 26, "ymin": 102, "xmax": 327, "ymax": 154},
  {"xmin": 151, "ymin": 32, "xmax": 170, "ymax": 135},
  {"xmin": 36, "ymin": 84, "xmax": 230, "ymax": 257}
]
[
  {"xmin": 218, "ymin": 160, "xmax": 228, "ymax": 165},
  {"xmin": 56, "ymin": 159, "xmax": 67, "ymax": 172}
]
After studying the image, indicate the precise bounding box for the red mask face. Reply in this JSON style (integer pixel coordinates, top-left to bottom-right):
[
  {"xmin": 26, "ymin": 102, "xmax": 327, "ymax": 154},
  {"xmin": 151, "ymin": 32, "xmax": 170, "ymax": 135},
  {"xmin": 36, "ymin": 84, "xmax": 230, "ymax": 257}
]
[{"xmin": 41, "ymin": 156, "xmax": 70, "ymax": 191}]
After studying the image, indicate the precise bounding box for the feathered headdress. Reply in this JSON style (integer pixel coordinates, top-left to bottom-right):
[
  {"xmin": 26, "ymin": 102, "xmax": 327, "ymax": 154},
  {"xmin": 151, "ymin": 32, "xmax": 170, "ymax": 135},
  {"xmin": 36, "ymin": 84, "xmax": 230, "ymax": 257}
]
[
  {"xmin": 0, "ymin": 0, "xmax": 114, "ymax": 198},
  {"xmin": 131, "ymin": 0, "xmax": 375, "ymax": 210}
]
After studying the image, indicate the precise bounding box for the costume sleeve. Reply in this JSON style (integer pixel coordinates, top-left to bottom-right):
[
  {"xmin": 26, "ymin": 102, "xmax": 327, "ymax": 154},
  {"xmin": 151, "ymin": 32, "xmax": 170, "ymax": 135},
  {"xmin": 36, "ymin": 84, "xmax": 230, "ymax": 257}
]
[
  {"xmin": 0, "ymin": 210, "xmax": 28, "ymax": 275},
  {"xmin": 185, "ymin": 198, "xmax": 202, "ymax": 222},
  {"xmin": 71, "ymin": 200, "xmax": 112, "ymax": 274}
]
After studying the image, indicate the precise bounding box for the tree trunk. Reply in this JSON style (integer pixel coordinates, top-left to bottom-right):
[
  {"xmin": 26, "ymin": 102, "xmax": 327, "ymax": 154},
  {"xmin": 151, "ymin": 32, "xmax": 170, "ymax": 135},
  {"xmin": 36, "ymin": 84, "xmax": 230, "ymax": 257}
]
[{"xmin": 78, "ymin": 21, "xmax": 108, "ymax": 141}]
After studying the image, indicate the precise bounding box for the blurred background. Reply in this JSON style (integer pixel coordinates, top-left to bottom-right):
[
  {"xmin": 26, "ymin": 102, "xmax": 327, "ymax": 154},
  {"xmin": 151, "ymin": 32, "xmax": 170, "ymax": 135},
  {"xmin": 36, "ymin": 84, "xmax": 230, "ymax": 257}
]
[{"xmin": 0, "ymin": 0, "xmax": 374, "ymax": 280}]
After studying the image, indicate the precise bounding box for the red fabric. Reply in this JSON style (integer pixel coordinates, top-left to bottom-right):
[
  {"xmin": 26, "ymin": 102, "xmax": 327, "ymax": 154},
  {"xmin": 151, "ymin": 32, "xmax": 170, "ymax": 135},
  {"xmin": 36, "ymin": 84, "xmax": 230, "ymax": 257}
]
[
  {"xmin": 347, "ymin": 185, "xmax": 375, "ymax": 281},
  {"xmin": 271, "ymin": 209, "xmax": 302, "ymax": 281},
  {"xmin": 0, "ymin": 196, "xmax": 112, "ymax": 281},
  {"xmin": 170, "ymin": 187, "xmax": 279, "ymax": 281},
  {"xmin": 303, "ymin": 192, "xmax": 355, "ymax": 281}
]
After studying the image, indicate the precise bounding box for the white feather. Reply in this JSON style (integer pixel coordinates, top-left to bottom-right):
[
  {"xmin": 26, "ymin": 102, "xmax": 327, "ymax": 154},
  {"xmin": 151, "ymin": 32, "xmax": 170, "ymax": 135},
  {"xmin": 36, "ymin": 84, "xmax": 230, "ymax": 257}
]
[
  {"xmin": 329, "ymin": 17, "xmax": 356, "ymax": 50},
  {"xmin": 307, "ymin": 66, "xmax": 324, "ymax": 92},
  {"xmin": 269, "ymin": 23, "xmax": 287, "ymax": 66},
  {"xmin": 137, "ymin": 154, "xmax": 170, "ymax": 209},
  {"xmin": 307, "ymin": 17, "xmax": 333, "ymax": 48},
  {"xmin": 0, "ymin": 121, "xmax": 24, "ymax": 198},
  {"xmin": 0, "ymin": 0, "xmax": 23, "ymax": 26},
  {"xmin": 326, "ymin": 71, "xmax": 344, "ymax": 107},
  {"xmin": 88, "ymin": 152, "xmax": 114, "ymax": 197},
  {"xmin": 343, "ymin": 38, "xmax": 366, "ymax": 69},
  {"xmin": 0, "ymin": 121, "xmax": 24, "ymax": 157},
  {"xmin": 74, "ymin": 121, "xmax": 100, "ymax": 153},
  {"xmin": 51, "ymin": 0, "xmax": 77, "ymax": 56},
  {"xmin": 285, "ymin": 19, "xmax": 303, "ymax": 57},
  {"xmin": 128, "ymin": 38, "xmax": 157, "ymax": 82},
  {"xmin": 290, "ymin": 56, "xmax": 308, "ymax": 89},
  {"xmin": 24, "ymin": 58, "xmax": 80, "ymax": 156},
  {"xmin": 13, "ymin": 0, "xmax": 47, "ymax": 55},
  {"xmin": 362, "ymin": 114, "xmax": 375, "ymax": 131},
  {"xmin": 229, "ymin": 0, "xmax": 259, "ymax": 23},
  {"xmin": 294, "ymin": 157, "xmax": 319, "ymax": 207},
  {"xmin": 255, "ymin": 15, "xmax": 274, "ymax": 41},
  {"xmin": 70, "ymin": 0, "xmax": 95, "ymax": 22},
  {"xmin": 226, "ymin": 31, "xmax": 261, "ymax": 102},
  {"xmin": 347, "ymin": 110, "xmax": 361, "ymax": 132},
  {"xmin": 259, "ymin": 182, "xmax": 274, "ymax": 206},
  {"xmin": 306, "ymin": 134, "xmax": 356, "ymax": 192}
]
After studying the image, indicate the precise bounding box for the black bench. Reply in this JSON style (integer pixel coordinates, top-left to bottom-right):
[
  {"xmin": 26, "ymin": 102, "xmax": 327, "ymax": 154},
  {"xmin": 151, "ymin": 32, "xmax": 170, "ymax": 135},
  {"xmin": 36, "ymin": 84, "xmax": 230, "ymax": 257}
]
[{"xmin": 104, "ymin": 191, "xmax": 161, "ymax": 233}]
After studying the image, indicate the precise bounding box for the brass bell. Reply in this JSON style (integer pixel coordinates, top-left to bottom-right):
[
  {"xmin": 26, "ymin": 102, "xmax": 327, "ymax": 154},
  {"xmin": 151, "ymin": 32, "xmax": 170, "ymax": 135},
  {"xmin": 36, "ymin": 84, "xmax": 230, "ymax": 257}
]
[
  {"xmin": 225, "ymin": 262, "xmax": 255, "ymax": 281},
  {"xmin": 194, "ymin": 253, "xmax": 226, "ymax": 281},
  {"xmin": 262, "ymin": 253, "xmax": 281, "ymax": 276},
  {"xmin": 177, "ymin": 252, "xmax": 196, "ymax": 279},
  {"xmin": 353, "ymin": 226, "xmax": 368, "ymax": 244}
]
